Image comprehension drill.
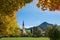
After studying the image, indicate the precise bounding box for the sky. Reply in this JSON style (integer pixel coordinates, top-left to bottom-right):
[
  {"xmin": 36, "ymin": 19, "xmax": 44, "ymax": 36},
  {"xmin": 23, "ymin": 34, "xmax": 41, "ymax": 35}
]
[{"xmin": 16, "ymin": 0, "xmax": 60, "ymax": 28}]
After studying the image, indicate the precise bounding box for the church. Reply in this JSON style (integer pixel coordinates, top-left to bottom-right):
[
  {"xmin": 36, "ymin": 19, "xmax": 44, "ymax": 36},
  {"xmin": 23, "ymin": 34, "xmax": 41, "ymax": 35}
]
[{"xmin": 21, "ymin": 21, "xmax": 26, "ymax": 34}]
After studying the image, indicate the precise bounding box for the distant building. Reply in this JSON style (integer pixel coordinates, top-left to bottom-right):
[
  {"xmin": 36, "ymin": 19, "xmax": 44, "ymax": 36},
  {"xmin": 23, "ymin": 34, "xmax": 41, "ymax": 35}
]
[
  {"xmin": 22, "ymin": 21, "xmax": 26, "ymax": 34},
  {"xmin": 41, "ymin": 31, "xmax": 45, "ymax": 37}
]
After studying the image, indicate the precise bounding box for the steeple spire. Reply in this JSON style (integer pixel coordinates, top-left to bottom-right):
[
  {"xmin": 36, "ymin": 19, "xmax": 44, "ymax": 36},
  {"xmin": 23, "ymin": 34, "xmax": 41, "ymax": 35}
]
[
  {"xmin": 22, "ymin": 21, "xmax": 24, "ymax": 30},
  {"xmin": 22, "ymin": 20, "xmax": 26, "ymax": 34}
]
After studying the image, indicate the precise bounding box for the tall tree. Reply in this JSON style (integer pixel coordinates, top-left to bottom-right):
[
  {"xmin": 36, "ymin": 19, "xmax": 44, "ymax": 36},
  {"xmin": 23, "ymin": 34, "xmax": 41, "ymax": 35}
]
[
  {"xmin": 32, "ymin": 27, "xmax": 42, "ymax": 37},
  {"xmin": 0, "ymin": 0, "xmax": 33, "ymax": 36},
  {"xmin": 46, "ymin": 25, "xmax": 60, "ymax": 40}
]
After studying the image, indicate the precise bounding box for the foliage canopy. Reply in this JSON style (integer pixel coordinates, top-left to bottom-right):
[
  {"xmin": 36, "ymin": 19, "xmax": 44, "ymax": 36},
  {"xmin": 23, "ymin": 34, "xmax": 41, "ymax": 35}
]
[
  {"xmin": 37, "ymin": 0, "xmax": 60, "ymax": 11},
  {"xmin": 0, "ymin": 0, "xmax": 33, "ymax": 15},
  {"xmin": 0, "ymin": 0, "xmax": 33, "ymax": 36}
]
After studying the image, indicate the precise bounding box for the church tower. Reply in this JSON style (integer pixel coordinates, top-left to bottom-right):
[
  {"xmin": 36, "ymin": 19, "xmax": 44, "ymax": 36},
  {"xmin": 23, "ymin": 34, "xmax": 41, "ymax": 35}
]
[{"xmin": 22, "ymin": 21, "xmax": 26, "ymax": 34}]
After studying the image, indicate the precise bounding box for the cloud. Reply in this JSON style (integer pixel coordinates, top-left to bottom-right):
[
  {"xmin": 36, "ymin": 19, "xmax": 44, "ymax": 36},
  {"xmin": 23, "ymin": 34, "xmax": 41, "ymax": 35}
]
[{"xmin": 25, "ymin": 25, "xmax": 33, "ymax": 28}]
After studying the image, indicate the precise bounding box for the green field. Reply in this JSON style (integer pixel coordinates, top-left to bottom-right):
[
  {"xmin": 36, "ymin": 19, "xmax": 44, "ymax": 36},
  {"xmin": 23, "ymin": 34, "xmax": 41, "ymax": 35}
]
[{"xmin": 0, "ymin": 37, "xmax": 50, "ymax": 40}]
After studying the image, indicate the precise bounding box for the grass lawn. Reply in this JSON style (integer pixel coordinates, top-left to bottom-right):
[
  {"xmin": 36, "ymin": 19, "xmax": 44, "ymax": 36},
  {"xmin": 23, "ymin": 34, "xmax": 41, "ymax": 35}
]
[{"xmin": 0, "ymin": 37, "xmax": 50, "ymax": 40}]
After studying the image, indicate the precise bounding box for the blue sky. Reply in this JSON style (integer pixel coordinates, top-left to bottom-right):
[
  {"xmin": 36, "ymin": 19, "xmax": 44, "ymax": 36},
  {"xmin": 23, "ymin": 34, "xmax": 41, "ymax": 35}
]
[{"xmin": 16, "ymin": 0, "xmax": 60, "ymax": 28}]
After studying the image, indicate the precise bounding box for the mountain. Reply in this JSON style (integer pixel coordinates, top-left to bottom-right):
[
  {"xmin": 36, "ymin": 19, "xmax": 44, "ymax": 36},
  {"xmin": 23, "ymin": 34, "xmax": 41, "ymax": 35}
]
[
  {"xmin": 25, "ymin": 22, "xmax": 53, "ymax": 31},
  {"xmin": 36, "ymin": 22, "xmax": 53, "ymax": 31}
]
